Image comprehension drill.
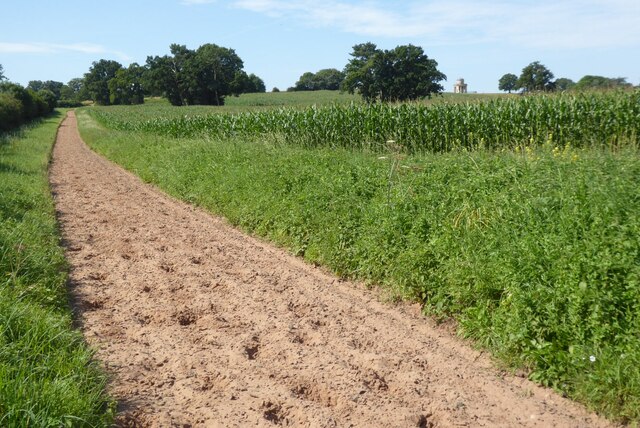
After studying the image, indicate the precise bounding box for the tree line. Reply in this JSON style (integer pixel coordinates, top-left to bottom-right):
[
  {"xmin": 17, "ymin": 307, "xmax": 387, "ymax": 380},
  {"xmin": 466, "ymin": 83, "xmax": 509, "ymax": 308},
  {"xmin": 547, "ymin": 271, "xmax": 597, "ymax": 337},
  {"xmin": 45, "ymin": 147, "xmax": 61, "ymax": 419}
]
[
  {"xmin": 84, "ymin": 43, "xmax": 267, "ymax": 106},
  {"xmin": 499, "ymin": 61, "xmax": 633, "ymax": 93},
  {"xmin": 2, "ymin": 40, "xmax": 448, "ymax": 120},
  {"xmin": 0, "ymin": 66, "xmax": 59, "ymax": 132},
  {"xmin": 290, "ymin": 43, "xmax": 447, "ymax": 103}
]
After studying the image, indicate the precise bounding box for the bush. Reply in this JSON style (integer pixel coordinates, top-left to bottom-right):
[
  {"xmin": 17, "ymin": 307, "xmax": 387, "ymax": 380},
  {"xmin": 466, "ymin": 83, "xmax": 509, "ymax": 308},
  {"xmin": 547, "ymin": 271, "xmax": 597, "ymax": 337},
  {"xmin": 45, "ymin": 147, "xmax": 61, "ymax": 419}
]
[
  {"xmin": 0, "ymin": 83, "xmax": 54, "ymax": 132},
  {"xmin": 0, "ymin": 93, "xmax": 23, "ymax": 131}
]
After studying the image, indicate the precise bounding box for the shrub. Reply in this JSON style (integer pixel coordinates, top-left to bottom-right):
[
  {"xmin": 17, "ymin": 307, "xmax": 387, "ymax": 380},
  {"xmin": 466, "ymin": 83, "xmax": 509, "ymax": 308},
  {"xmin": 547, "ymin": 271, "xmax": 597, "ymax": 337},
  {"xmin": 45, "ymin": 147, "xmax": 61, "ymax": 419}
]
[{"xmin": 0, "ymin": 93, "xmax": 23, "ymax": 131}]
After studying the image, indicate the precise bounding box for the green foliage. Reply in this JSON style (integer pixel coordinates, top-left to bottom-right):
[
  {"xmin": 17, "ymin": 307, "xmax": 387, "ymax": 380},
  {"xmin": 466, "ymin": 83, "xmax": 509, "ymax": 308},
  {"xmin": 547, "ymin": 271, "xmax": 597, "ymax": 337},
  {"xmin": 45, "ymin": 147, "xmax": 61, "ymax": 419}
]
[
  {"xmin": 89, "ymin": 91, "xmax": 640, "ymax": 154},
  {"xmin": 292, "ymin": 68, "xmax": 344, "ymax": 91},
  {"xmin": 37, "ymin": 89, "xmax": 58, "ymax": 112},
  {"xmin": 27, "ymin": 81, "xmax": 64, "ymax": 100},
  {"xmin": 342, "ymin": 43, "xmax": 446, "ymax": 102},
  {"xmin": 498, "ymin": 73, "xmax": 518, "ymax": 93},
  {"xmin": 0, "ymin": 114, "xmax": 113, "ymax": 426},
  {"xmin": 237, "ymin": 73, "xmax": 266, "ymax": 94},
  {"xmin": 0, "ymin": 64, "xmax": 5, "ymax": 81},
  {"xmin": 84, "ymin": 59, "xmax": 123, "ymax": 105},
  {"xmin": 555, "ymin": 78, "xmax": 576, "ymax": 91},
  {"xmin": 575, "ymin": 75, "xmax": 633, "ymax": 91},
  {"xmin": 145, "ymin": 43, "xmax": 246, "ymax": 106},
  {"xmin": 0, "ymin": 83, "xmax": 54, "ymax": 131},
  {"xmin": 79, "ymin": 101, "xmax": 640, "ymax": 421},
  {"xmin": 517, "ymin": 61, "xmax": 555, "ymax": 92},
  {"xmin": 0, "ymin": 93, "xmax": 23, "ymax": 132},
  {"xmin": 108, "ymin": 63, "xmax": 145, "ymax": 105}
]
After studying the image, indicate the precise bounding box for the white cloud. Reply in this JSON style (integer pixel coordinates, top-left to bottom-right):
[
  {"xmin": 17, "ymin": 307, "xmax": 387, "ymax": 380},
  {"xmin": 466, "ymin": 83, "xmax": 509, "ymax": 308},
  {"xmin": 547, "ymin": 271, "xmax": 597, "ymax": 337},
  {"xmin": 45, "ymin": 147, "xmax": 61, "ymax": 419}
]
[
  {"xmin": 231, "ymin": 0, "xmax": 640, "ymax": 49},
  {"xmin": 0, "ymin": 42, "xmax": 132, "ymax": 61}
]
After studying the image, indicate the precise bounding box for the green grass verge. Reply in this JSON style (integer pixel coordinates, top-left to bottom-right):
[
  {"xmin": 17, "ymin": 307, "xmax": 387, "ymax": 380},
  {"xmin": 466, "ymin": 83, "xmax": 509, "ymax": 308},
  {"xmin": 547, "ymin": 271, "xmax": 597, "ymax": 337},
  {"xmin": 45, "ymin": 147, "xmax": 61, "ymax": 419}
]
[
  {"xmin": 0, "ymin": 112, "xmax": 113, "ymax": 427},
  {"xmin": 78, "ymin": 108, "xmax": 640, "ymax": 423}
]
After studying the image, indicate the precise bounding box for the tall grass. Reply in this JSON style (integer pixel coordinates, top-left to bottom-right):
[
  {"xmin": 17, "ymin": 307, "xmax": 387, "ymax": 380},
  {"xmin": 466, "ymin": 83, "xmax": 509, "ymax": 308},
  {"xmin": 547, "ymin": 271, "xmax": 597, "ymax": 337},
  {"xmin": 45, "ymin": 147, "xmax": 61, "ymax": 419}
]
[
  {"xmin": 0, "ymin": 114, "xmax": 113, "ymax": 426},
  {"xmin": 90, "ymin": 90, "xmax": 640, "ymax": 153},
  {"xmin": 78, "ymin": 95, "xmax": 640, "ymax": 423}
]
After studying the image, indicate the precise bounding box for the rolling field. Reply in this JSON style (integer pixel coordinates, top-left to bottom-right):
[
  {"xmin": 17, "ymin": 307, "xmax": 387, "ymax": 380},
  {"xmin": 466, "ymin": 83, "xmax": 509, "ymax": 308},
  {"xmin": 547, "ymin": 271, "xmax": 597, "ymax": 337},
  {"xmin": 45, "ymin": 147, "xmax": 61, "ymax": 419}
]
[{"xmin": 79, "ymin": 89, "xmax": 640, "ymax": 422}]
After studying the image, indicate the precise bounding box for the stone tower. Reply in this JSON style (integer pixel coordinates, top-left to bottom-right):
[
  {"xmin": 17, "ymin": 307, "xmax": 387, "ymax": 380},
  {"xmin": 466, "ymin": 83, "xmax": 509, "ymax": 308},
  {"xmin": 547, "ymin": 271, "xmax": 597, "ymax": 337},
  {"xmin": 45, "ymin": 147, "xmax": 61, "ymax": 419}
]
[{"xmin": 454, "ymin": 78, "xmax": 468, "ymax": 94}]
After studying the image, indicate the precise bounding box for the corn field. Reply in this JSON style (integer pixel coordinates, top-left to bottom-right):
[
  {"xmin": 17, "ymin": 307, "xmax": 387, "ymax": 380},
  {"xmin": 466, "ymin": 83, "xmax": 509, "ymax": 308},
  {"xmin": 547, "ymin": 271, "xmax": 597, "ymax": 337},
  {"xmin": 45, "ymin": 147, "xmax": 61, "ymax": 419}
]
[{"xmin": 89, "ymin": 90, "xmax": 640, "ymax": 153}]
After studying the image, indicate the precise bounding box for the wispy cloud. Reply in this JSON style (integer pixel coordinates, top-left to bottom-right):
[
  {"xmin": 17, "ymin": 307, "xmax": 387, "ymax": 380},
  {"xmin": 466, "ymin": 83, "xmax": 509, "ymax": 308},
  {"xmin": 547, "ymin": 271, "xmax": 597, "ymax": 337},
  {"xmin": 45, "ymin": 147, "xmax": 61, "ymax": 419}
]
[
  {"xmin": 0, "ymin": 42, "xmax": 132, "ymax": 61},
  {"xmin": 231, "ymin": 0, "xmax": 640, "ymax": 49}
]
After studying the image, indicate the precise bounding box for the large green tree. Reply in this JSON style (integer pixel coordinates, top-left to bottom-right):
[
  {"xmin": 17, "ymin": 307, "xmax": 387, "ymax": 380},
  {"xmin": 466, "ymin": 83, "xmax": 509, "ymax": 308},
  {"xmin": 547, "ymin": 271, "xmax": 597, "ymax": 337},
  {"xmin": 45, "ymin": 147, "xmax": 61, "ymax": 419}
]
[
  {"xmin": 108, "ymin": 63, "xmax": 145, "ymax": 105},
  {"xmin": 498, "ymin": 73, "xmax": 518, "ymax": 93},
  {"xmin": 342, "ymin": 43, "xmax": 445, "ymax": 102},
  {"xmin": 516, "ymin": 61, "xmax": 554, "ymax": 92},
  {"xmin": 145, "ymin": 43, "xmax": 245, "ymax": 106},
  {"xmin": 84, "ymin": 59, "xmax": 123, "ymax": 105},
  {"xmin": 191, "ymin": 43, "xmax": 245, "ymax": 105}
]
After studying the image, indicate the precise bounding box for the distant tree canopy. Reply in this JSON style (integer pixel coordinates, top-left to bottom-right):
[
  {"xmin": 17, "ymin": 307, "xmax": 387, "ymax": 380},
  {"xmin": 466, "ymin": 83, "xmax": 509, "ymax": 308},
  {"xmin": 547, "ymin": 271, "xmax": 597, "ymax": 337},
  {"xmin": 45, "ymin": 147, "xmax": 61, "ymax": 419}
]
[
  {"xmin": 84, "ymin": 59, "xmax": 123, "ymax": 105},
  {"xmin": 245, "ymin": 73, "xmax": 267, "ymax": 93},
  {"xmin": 500, "ymin": 63, "xmax": 633, "ymax": 93},
  {"xmin": 341, "ymin": 43, "xmax": 446, "ymax": 102},
  {"xmin": 108, "ymin": 63, "xmax": 145, "ymax": 105},
  {"xmin": 554, "ymin": 78, "xmax": 575, "ymax": 91},
  {"xmin": 145, "ymin": 43, "xmax": 247, "ymax": 106},
  {"xmin": 58, "ymin": 78, "xmax": 87, "ymax": 107},
  {"xmin": 498, "ymin": 73, "xmax": 518, "ymax": 93},
  {"xmin": 291, "ymin": 68, "xmax": 344, "ymax": 91},
  {"xmin": 27, "ymin": 80, "xmax": 64, "ymax": 99},
  {"xmin": 75, "ymin": 43, "xmax": 263, "ymax": 106},
  {"xmin": 516, "ymin": 61, "xmax": 555, "ymax": 92},
  {"xmin": 574, "ymin": 75, "xmax": 632, "ymax": 90},
  {"xmin": 0, "ymin": 64, "xmax": 6, "ymax": 81}
]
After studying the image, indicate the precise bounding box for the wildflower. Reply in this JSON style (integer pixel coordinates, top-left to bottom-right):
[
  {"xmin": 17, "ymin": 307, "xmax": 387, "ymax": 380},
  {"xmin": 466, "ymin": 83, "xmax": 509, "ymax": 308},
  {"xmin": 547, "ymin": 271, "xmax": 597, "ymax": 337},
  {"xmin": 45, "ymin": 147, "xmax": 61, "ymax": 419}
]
[{"xmin": 589, "ymin": 355, "xmax": 596, "ymax": 363}]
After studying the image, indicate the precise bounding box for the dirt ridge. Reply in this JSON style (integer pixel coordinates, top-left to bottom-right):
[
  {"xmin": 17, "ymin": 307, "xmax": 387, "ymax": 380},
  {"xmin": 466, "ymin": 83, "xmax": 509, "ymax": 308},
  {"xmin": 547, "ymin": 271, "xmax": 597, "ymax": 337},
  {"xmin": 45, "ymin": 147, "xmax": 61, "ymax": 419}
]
[{"xmin": 49, "ymin": 111, "xmax": 611, "ymax": 427}]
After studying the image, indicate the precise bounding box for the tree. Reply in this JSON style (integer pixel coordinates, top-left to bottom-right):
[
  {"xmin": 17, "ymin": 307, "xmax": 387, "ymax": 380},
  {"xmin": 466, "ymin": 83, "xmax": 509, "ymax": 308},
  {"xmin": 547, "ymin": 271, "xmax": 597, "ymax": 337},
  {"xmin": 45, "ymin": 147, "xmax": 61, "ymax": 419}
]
[
  {"xmin": 84, "ymin": 59, "xmax": 123, "ymax": 105},
  {"xmin": 574, "ymin": 75, "xmax": 632, "ymax": 90},
  {"xmin": 108, "ymin": 63, "xmax": 145, "ymax": 105},
  {"xmin": 145, "ymin": 43, "xmax": 246, "ymax": 106},
  {"xmin": 498, "ymin": 73, "xmax": 518, "ymax": 93},
  {"xmin": 342, "ymin": 43, "xmax": 445, "ymax": 102},
  {"xmin": 314, "ymin": 68, "xmax": 344, "ymax": 90},
  {"xmin": 516, "ymin": 61, "xmax": 554, "ymax": 92},
  {"xmin": 27, "ymin": 80, "xmax": 64, "ymax": 99},
  {"xmin": 190, "ymin": 43, "xmax": 245, "ymax": 105},
  {"xmin": 554, "ymin": 78, "xmax": 575, "ymax": 91},
  {"xmin": 341, "ymin": 42, "xmax": 382, "ymax": 102},
  {"xmin": 246, "ymin": 73, "xmax": 266, "ymax": 93},
  {"xmin": 0, "ymin": 64, "xmax": 5, "ymax": 81},
  {"xmin": 293, "ymin": 69, "xmax": 344, "ymax": 91},
  {"xmin": 293, "ymin": 72, "xmax": 317, "ymax": 91},
  {"xmin": 37, "ymin": 89, "xmax": 57, "ymax": 111}
]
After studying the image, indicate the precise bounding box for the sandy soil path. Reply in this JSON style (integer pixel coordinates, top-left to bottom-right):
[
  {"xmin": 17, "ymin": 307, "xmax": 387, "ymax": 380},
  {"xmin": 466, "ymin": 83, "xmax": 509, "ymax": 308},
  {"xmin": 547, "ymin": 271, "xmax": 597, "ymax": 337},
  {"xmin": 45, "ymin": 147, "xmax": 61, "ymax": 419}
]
[{"xmin": 49, "ymin": 111, "xmax": 611, "ymax": 427}]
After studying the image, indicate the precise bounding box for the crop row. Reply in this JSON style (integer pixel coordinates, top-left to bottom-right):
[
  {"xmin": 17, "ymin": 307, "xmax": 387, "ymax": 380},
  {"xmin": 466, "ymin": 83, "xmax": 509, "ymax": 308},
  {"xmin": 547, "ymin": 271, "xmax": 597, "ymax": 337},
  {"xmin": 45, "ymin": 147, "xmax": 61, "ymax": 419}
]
[{"xmin": 89, "ymin": 90, "xmax": 640, "ymax": 152}]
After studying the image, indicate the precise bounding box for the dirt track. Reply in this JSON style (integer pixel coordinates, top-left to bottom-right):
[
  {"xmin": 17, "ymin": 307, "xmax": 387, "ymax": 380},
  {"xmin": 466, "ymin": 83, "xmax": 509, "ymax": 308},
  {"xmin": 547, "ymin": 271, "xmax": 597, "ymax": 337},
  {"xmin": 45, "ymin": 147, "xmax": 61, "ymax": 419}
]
[{"xmin": 49, "ymin": 111, "xmax": 611, "ymax": 427}]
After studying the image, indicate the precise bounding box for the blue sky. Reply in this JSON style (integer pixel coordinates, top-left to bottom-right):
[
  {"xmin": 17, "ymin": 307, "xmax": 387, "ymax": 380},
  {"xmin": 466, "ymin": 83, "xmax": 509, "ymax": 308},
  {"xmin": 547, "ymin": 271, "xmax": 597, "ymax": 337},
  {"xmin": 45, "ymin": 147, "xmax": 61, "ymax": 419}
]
[{"xmin": 1, "ymin": 0, "xmax": 639, "ymax": 93}]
